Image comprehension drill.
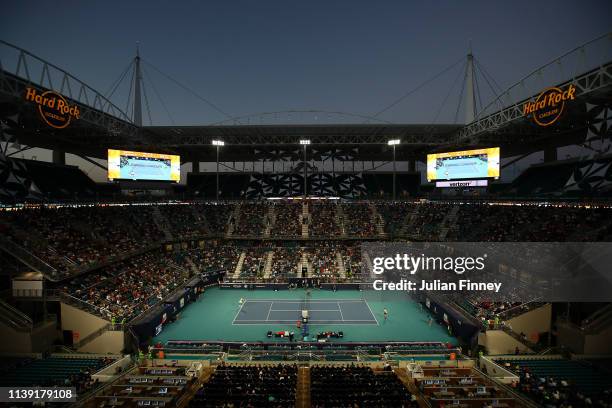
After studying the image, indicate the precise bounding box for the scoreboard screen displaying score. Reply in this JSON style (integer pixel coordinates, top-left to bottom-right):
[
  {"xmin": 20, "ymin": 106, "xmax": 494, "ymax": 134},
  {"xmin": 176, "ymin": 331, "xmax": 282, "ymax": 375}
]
[
  {"xmin": 108, "ymin": 149, "xmax": 181, "ymax": 182},
  {"xmin": 427, "ymin": 147, "xmax": 500, "ymax": 181}
]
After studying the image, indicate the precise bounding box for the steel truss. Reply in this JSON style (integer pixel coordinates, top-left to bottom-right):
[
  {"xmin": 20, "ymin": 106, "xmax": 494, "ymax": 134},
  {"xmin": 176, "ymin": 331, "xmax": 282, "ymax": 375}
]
[
  {"xmin": 144, "ymin": 124, "xmax": 460, "ymax": 147},
  {"xmin": 458, "ymin": 62, "xmax": 612, "ymax": 142},
  {"xmin": 0, "ymin": 40, "xmax": 137, "ymax": 139}
]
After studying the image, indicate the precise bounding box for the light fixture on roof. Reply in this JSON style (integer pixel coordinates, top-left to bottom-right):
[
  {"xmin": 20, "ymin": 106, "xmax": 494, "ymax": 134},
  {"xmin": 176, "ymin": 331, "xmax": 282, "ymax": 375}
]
[
  {"xmin": 299, "ymin": 139, "xmax": 311, "ymax": 145},
  {"xmin": 212, "ymin": 140, "xmax": 224, "ymax": 200},
  {"xmin": 388, "ymin": 139, "xmax": 400, "ymax": 199}
]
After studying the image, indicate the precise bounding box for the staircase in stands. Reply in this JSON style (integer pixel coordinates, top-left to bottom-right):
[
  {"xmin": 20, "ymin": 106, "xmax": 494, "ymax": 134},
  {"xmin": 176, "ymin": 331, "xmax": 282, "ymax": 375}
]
[
  {"xmin": 301, "ymin": 202, "xmax": 309, "ymax": 238},
  {"xmin": 336, "ymin": 252, "xmax": 347, "ymax": 279},
  {"xmin": 296, "ymin": 366, "xmax": 311, "ymax": 408},
  {"xmin": 263, "ymin": 206, "xmax": 275, "ymax": 238},
  {"xmin": 190, "ymin": 206, "xmax": 211, "ymax": 235},
  {"xmin": 369, "ymin": 203, "xmax": 387, "ymax": 238},
  {"xmin": 232, "ymin": 252, "xmax": 246, "ymax": 279},
  {"xmin": 226, "ymin": 202, "xmax": 241, "ymax": 237},
  {"xmin": 184, "ymin": 256, "xmax": 200, "ymax": 275},
  {"xmin": 362, "ymin": 250, "xmax": 374, "ymax": 279},
  {"xmin": 438, "ymin": 205, "xmax": 459, "ymax": 240},
  {"xmin": 262, "ymin": 251, "xmax": 274, "ymax": 279},
  {"xmin": 335, "ymin": 203, "xmax": 347, "ymax": 237},
  {"xmin": 151, "ymin": 207, "xmax": 173, "ymax": 241},
  {"xmin": 399, "ymin": 206, "xmax": 419, "ymax": 236},
  {"xmin": 298, "ymin": 252, "xmax": 312, "ymax": 278}
]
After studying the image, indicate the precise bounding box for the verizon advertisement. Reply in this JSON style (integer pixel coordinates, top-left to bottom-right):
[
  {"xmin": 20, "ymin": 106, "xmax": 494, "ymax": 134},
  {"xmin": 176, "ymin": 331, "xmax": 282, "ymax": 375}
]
[{"xmin": 435, "ymin": 180, "xmax": 488, "ymax": 187}]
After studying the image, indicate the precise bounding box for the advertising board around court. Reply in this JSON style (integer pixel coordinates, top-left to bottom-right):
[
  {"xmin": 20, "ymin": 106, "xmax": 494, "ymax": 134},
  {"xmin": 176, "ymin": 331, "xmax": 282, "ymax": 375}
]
[{"xmin": 435, "ymin": 180, "xmax": 488, "ymax": 188}]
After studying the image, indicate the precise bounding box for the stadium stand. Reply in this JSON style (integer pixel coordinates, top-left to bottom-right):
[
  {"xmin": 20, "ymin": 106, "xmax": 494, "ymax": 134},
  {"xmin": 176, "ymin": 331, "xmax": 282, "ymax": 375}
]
[
  {"xmin": 270, "ymin": 202, "xmax": 303, "ymax": 237},
  {"xmin": 415, "ymin": 364, "xmax": 520, "ymax": 407},
  {"xmin": 270, "ymin": 246, "xmax": 303, "ymax": 279},
  {"xmin": 89, "ymin": 362, "xmax": 198, "ymax": 407},
  {"xmin": 233, "ymin": 202, "xmax": 269, "ymax": 236},
  {"xmin": 189, "ymin": 363, "xmax": 297, "ymax": 407},
  {"xmin": 63, "ymin": 251, "xmax": 194, "ymax": 321},
  {"xmin": 198, "ymin": 202, "xmax": 235, "ymax": 235},
  {"xmin": 341, "ymin": 202, "xmax": 376, "ymax": 237},
  {"xmin": 309, "ymin": 201, "xmax": 343, "ymax": 238},
  {"xmin": 495, "ymin": 357, "xmax": 612, "ymax": 407},
  {"xmin": 375, "ymin": 201, "xmax": 415, "ymax": 236},
  {"xmin": 0, "ymin": 356, "xmax": 115, "ymax": 392},
  {"xmin": 310, "ymin": 364, "xmax": 417, "ymax": 407}
]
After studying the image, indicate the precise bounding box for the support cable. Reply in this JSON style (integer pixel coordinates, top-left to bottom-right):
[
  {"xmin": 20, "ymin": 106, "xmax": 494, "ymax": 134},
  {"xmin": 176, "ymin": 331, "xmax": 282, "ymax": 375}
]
[
  {"xmin": 142, "ymin": 66, "xmax": 175, "ymax": 125},
  {"xmin": 141, "ymin": 75, "xmax": 154, "ymax": 126},
  {"xmin": 125, "ymin": 64, "xmax": 136, "ymax": 122},
  {"xmin": 432, "ymin": 61, "xmax": 466, "ymax": 124},
  {"xmin": 104, "ymin": 60, "xmax": 134, "ymax": 100},
  {"xmin": 453, "ymin": 64, "xmax": 468, "ymax": 124},
  {"xmin": 142, "ymin": 60, "xmax": 237, "ymax": 122},
  {"xmin": 474, "ymin": 58, "xmax": 504, "ymax": 95},
  {"xmin": 474, "ymin": 58, "xmax": 504, "ymax": 112},
  {"xmin": 368, "ymin": 56, "xmax": 465, "ymax": 121},
  {"xmin": 473, "ymin": 67, "xmax": 484, "ymax": 116}
]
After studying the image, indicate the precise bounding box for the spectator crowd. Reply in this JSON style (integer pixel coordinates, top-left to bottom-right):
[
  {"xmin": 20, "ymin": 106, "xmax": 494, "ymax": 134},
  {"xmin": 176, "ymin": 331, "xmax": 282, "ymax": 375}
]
[{"xmin": 189, "ymin": 363, "xmax": 297, "ymax": 408}]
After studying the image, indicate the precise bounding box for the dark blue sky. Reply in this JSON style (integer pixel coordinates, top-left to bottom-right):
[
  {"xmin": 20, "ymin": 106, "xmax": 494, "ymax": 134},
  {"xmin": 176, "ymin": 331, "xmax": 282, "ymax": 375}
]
[{"xmin": 2, "ymin": 1, "xmax": 611, "ymax": 125}]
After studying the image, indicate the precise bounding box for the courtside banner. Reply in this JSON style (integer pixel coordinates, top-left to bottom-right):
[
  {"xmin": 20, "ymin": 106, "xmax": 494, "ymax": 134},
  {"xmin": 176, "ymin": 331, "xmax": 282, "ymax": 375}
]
[
  {"xmin": 361, "ymin": 242, "xmax": 612, "ymax": 302},
  {"xmin": 436, "ymin": 180, "xmax": 488, "ymax": 187}
]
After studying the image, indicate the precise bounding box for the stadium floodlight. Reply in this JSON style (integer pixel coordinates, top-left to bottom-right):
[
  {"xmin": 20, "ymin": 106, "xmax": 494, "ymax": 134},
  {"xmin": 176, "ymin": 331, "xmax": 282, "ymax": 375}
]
[
  {"xmin": 212, "ymin": 140, "xmax": 225, "ymax": 200},
  {"xmin": 299, "ymin": 140, "xmax": 311, "ymax": 196},
  {"xmin": 388, "ymin": 140, "xmax": 400, "ymax": 199}
]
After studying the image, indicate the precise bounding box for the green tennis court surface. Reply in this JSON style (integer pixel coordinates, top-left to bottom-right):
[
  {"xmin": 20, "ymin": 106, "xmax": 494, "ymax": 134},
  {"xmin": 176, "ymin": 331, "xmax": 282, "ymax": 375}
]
[{"xmin": 154, "ymin": 287, "xmax": 455, "ymax": 344}]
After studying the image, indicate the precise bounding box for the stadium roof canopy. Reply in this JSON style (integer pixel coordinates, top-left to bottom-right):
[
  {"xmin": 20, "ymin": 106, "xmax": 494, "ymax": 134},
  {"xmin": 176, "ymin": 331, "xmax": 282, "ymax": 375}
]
[{"xmin": 1, "ymin": 38, "xmax": 611, "ymax": 162}]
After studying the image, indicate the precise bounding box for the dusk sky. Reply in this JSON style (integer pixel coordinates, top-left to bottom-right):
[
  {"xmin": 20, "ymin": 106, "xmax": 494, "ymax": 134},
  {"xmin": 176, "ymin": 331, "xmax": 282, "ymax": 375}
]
[{"xmin": 2, "ymin": 1, "xmax": 611, "ymax": 126}]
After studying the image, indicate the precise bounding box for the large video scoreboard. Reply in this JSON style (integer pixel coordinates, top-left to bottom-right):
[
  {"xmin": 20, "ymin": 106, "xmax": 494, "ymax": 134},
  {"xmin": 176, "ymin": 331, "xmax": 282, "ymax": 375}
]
[
  {"xmin": 427, "ymin": 147, "xmax": 500, "ymax": 182},
  {"xmin": 108, "ymin": 149, "xmax": 181, "ymax": 182}
]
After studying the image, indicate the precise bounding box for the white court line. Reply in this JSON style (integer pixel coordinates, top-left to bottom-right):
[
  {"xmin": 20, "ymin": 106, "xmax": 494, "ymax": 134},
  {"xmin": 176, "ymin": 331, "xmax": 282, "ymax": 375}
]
[
  {"xmin": 231, "ymin": 299, "xmax": 248, "ymax": 324},
  {"xmin": 265, "ymin": 301, "xmax": 273, "ymax": 322},
  {"xmin": 270, "ymin": 309, "xmax": 341, "ymax": 312},
  {"xmin": 364, "ymin": 299, "xmax": 379, "ymax": 326},
  {"xmin": 241, "ymin": 299, "xmax": 366, "ymax": 303},
  {"xmin": 232, "ymin": 320, "xmax": 379, "ymax": 325},
  {"xmin": 232, "ymin": 299, "xmax": 377, "ymax": 325}
]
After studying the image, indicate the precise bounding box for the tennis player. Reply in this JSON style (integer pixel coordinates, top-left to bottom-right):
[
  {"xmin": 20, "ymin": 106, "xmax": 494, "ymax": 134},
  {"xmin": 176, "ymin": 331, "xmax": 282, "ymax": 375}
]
[{"xmin": 238, "ymin": 297, "xmax": 246, "ymax": 313}]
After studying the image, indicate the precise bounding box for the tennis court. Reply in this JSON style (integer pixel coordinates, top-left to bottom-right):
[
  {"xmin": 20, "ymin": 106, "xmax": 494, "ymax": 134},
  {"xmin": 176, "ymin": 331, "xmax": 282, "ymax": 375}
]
[
  {"xmin": 153, "ymin": 287, "xmax": 456, "ymax": 343},
  {"xmin": 232, "ymin": 299, "xmax": 378, "ymax": 325}
]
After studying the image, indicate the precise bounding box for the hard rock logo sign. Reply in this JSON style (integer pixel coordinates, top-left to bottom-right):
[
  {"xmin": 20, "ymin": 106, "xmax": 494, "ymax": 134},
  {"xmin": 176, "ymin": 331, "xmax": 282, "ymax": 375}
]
[
  {"xmin": 522, "ymin": 84, "xmax": 576, "ymax": 127},
  {"xmin": 24, "ymin": 87, "xmax": 80, "ymax": 129}
]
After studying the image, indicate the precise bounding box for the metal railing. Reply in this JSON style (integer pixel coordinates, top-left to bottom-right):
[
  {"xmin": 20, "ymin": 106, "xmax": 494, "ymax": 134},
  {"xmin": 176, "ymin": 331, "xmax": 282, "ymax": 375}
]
[
  {"xmin": 0, "ymin": 236, "xmax": 59, "ymax": 280},
  {"xmin": 581, "ymin": 303, "xmax": 612, "ymax": 333},
  {"xmin": 73, "ymin": 324, "xmax": 112, "ymax": 349},
  {"xmin": 0, "ymin": 298, "xmax": 33, "ymax": 331},
  {"xmin": 59, "ymin": 292, "xmax": 109, "ymax": 321},
  {"xmin": 472, "ymin": 365, "xmax": 540, "ymax": 408}
]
